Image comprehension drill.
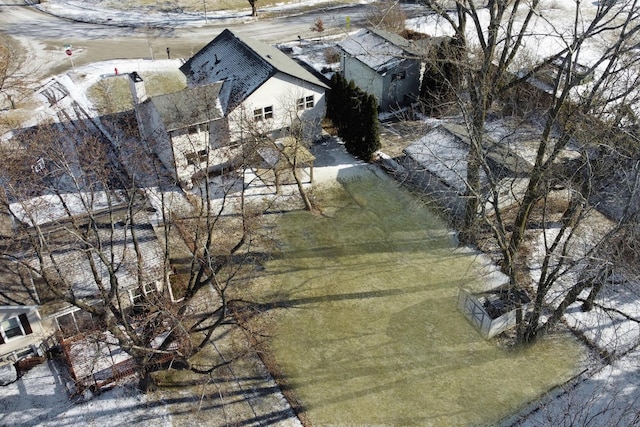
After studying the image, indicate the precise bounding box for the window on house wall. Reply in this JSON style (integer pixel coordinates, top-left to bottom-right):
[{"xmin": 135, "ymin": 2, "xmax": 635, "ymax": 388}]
[
  {"xmin": 129, "ymin": 288, "xmax": 144, "ymax": 305},
  {"xmin": 0, "ymin": 313, "xmax": 32, "ymax": 344},
  {"xmin": 186, "ymin": 149, "xmax": 209, "ymax": 165},
  {"xmin": 253, "ymin": 106, "xmax": 274, "ymax": 121},
  {"xmin": 297, "ymin": 95, "xmax": 315, "ymax": 110},
  {"xmin": 186, "ymin": 124, "xmax": 208, "ymax": 135},
  {"xmin": 392, "ymin": 71, "xmax": 407, "ymax": 81},
  {"xmin": 305, "ymin": 95, "xmax": 315, "ymax": 108},
  {"xmin": 129, "ymin": 283, "xmax": 158, "ymax": 305},
  {"xmin": 144, "ymin": 283, "xmax": 158, "ymax": 294}
]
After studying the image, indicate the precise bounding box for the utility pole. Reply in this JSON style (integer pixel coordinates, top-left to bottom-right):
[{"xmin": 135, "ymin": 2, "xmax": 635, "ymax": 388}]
[{"xmin": 203, "ymin": 0, "xmax": 208, "ymax": 24}]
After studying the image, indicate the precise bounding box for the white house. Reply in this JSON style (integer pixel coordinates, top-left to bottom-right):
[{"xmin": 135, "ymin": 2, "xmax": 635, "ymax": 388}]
[
  {"xmin": 0, "ymin": 254, "xmax": 50, "ymax": 365},
  {"xmin": 130, "ymin": 73, "xmax": 229, "ymax": 188},
  {"xmin": 179, "ymin": 29, "xmax": 328, "ymax": 145},
  {"xmin": 132, "ymin": 29, "xmax": 328, "ymax": 189},
  {"xmin": 0, "ymin": 200, "xmax": 169, "ymax": 368}
]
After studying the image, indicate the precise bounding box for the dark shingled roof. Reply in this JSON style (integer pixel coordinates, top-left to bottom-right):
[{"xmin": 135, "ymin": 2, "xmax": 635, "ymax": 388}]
[{"xmin": 179, "ymin": 29, "xmax": 328, "ymax": 113}]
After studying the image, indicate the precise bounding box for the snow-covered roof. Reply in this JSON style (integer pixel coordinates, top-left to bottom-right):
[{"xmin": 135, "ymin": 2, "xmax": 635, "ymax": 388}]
[
  {"xmin": 1, "ymin": 205, "xmax": 166, "ymax": 306},
  {"xmin": 337, "ymin": 28, "xmax": 420, "ymax": 74},
  {"xmin": 152, "ymin": 82, "xmax": 225, "ymax": 131},
  {"xmin": 35, "ymin": 217, "xmax": 165, "ymax": 299},
  {"xmin": 405, "ymin": 123, "xmax": 532, "ymax": 191},
  {"xmin": 179, "ymin": 29, "xmax": 328, "ymax": 113},
  {"xmin": 0, "ymin": 260, "xmax": 39, "ymax": 307},
  {"xmin": 404, "ymin": 125, "xmax": 485, "ymax": 193}
]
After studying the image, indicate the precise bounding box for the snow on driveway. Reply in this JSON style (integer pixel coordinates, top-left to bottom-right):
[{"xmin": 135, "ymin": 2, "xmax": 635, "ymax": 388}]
[{"xmin": 0, "ymin": 360, "xmax": 170, "ymax": 427}]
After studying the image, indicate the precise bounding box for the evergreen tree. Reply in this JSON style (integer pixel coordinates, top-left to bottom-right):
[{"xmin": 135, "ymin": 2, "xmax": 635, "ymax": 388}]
[
  {"xmin": 362, "ymin": 94, "xmax": 381, "ymax": 159},
  {"xmin": 344, "ymin": 80, "xmax": 360, "ymax": 151},
  {"xmin": 327, "ymin": 73, "xmax": 339, "ymax": 122},
  {"xmin": 329, "ymin": 75, "xmax": 379, "ymax": 161},
  {"xmin": 335, "ymin": 75, "xmax": 349, "ymax": 133}
]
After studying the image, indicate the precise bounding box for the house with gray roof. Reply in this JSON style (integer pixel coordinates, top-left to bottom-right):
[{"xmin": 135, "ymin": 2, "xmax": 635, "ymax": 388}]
[
  {"xmin": 132, "ymin": 29, "xmax": 328, "ymax": 188},
  {"xmin": 180, "ymin": 29, "xmax": 328, "ymax": 144},
  {"xmin": 337, "ymin": 28, "xmax": 423, "ymax": 111},
  {"xmin": 402, "ymin": 124, "xmax": 532, "ymax": 219},
  {"xmin": 0, "ymin": 202, "xmax": 168, "ymax": 368},
  {"xmin": 130, "ymin": 73, "xmax": 229, "ymax": 188}
]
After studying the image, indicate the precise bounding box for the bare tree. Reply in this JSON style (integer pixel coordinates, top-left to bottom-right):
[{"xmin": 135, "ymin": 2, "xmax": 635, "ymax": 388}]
[
  {"xmin": 220, "ymin": 87, "xmax": 322, "ymax": 213},
  {"xmin": 419, "ymin": 0, "xmax": 640, "ymax": 344},
  {"xmin": 0, "ymin": 35, "xmax": 31, "ymax": 111},
  {"xmin": 0, "ymin": 84, "xmax": 274, "ymax": 391},
  {"xmin": 248, "ymin": 0, "xmax": 258, "ymax": 17},
  {"xmin": 0, "ymin": 35, "xmax": 39, "ymax": 136}
]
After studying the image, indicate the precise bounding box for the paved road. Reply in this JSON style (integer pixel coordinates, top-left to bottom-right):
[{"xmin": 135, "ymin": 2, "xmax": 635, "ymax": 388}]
[{"xmin": 0, "ymin": 0, "xmax": 413, "ymax": 78}]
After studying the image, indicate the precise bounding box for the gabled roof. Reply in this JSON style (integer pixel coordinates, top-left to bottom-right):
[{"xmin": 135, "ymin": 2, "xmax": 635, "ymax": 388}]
[
  {"xmin": 404, "ymin": 125, "xmax": 478, "ymax": 193},
  {"xmin": 337, "ymin": 28, "xmax": 420, "ymax": 74},
  {"xmin": 36, "ymin": 222, "xmax": 163, "ymax": 300},
  {"xmin": 152, "ymin": 82, "xmax": 224, "ymax": 132},
  {"xmin": 179, "ymin": 29, "xmax": 328, "ymax": 113}
]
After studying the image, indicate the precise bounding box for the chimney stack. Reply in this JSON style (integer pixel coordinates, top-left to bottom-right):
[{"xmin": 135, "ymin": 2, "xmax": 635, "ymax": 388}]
[{"xmin": 128, "ymin": 71, "xmax": 148, "ymax": 105}]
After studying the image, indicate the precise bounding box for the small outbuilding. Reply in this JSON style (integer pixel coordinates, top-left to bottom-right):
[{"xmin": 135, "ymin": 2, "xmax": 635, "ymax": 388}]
[{"xmin": 337, "ymin": 28, "xmax": 422, "ymax": 111}]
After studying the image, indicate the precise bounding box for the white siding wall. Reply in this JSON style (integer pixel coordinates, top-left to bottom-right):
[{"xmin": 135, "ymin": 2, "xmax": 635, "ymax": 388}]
[
  {"xmin": 227, "ymin": 73, "xmax": 326, "ymax": 143},
  {"xmin": 170, "ymin": 127, "xmax": 210, "ymax": 186},
  {"xmin": 341, "ymin": 55, "xmax": 383, "ymax": 103},
  {"xmin": 0, "ymin": 308, "xmax": 48, "ymax": 364}
]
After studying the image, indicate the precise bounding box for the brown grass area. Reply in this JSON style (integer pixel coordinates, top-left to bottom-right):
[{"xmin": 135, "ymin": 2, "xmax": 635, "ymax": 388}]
[
  {"xmin": 87, "ymin": 71, "xmax": 186, "ymax": 115},
  {"xmin": 234, "ymin": 304, "xmax": 313, "ymax": 427}
]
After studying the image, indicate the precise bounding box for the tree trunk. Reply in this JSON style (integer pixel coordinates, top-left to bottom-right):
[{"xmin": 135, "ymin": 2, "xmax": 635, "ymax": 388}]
[
  {"xmin": 139, "ymin": 369, "xmax": 157, "ymax": 393},
  {"xmin": 582, "ymin": 265, "xmax": 610, "ymax": 311},
  {"xmin": 461, "ymin": 150, "xmax": 480, "ymax": 244},
  {"xmin": 293, "ymin": 167, "xmax": 313, "ymax": 211}
]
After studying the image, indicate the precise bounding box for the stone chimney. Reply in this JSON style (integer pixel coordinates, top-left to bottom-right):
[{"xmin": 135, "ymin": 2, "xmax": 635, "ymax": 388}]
[{"xmin": 128, "ymin": 71, "xmax": 147, "ymax": 105}]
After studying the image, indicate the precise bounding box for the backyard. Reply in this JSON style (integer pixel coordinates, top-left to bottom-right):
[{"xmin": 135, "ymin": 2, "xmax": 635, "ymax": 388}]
[{"xmin": 241, "ymin": 164, "xmax": 586, "ymax": 426}]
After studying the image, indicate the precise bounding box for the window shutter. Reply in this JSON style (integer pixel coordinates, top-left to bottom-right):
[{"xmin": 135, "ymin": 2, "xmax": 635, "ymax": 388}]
[{"xmin": 18, "ymin": 313, "xmax": 32, "ymax": 335}]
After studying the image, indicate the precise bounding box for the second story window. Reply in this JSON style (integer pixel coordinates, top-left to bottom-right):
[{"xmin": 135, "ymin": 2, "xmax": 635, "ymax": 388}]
[
  {"xmin": 253, "ymin": 106, "xmax": 274, "ymax": 121},
  {"xmin": 297, "ymin": 95, "xmax": 315, "ymax": 110}
]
